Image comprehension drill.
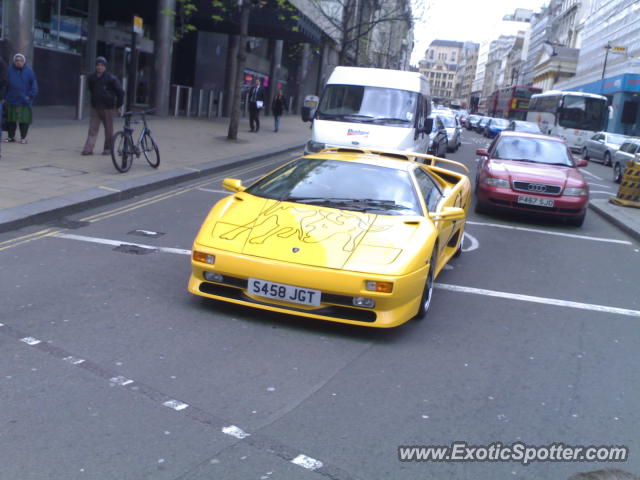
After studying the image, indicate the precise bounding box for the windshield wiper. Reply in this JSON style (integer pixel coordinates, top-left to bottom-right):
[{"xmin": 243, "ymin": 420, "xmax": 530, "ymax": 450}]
[
  {"xmin": 505, "ymin": 158, "xmax": 537, "ymax": 163},
  {"xmin": 281, "ymin": 197, "xmax": 415, "ymax": 213},
  {"xmin": 373, "ymin": 117, "xmax": 411, "ymax": 124}
]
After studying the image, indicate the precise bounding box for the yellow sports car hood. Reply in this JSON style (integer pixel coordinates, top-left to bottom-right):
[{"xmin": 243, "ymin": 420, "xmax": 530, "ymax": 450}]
[{"xmin": 197, "ymin": 194, "xmax": 432, "ymax": 273}]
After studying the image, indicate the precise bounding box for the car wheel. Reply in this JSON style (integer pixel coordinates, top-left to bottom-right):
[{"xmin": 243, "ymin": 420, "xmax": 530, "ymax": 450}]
[
  {"xmin": 582, "ymin": 147, "xmax": 590, "ymax": 161},
  {"xmin": 604, "ymin": 152, "xmax": 612, "ymax": 166},
  {"xmin": 567, "ymin": 211, "xmax": 586, "ymax": 227},
  {"xmin": 613, "ymin": 163, "xmax": 623, "ymax": 183},
  {"xmin": 453, "ymin": 237, "xmax": 463, "ymax": 258},
  {"xmin": 415, "ymin": 254, "xmax": 435, "ymax": 320}
]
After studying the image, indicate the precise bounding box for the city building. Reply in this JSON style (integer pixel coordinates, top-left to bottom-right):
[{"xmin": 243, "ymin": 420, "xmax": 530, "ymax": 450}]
[
  {"xmin": 454, "ymin": 42, "xmax": 479, "ymax": 109},
  {"xmin": 555, "ymin": 0, "xmax": 640, "ymax": 135},
  {"xmin": 419, "ymin": 39, "xmax": 463, "ymax": 105}
]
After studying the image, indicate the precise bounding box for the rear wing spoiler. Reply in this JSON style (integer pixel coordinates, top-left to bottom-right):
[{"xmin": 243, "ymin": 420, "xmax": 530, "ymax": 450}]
[{"xmin": 319, "ymin": 147, "xmax": 469, "ymax": 173}]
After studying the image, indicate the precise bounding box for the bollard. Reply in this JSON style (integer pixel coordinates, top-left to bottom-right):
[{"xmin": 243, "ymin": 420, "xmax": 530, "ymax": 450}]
[
  {"xmin": 198, "ymin": 89, "xmax": 205, "ymax": 117},
  {"xmin": 208, "ymin": 90, "xmax": 215, "ymax": 120},
  {"xmin": 173, "ymin": 85, "xmax": 181, "ymax": 117},
  {"xmin": 76, "ymin": 74, "xmax": 86, "ymax": 120},
  {"xmin": 217, "ymin": 92, "xmax": 224, "ymax": 118},
  {"xmin": 610, "ymin": 160, "xmax": 640, "ymax": 208},
  {"xmin": 186, "ymin": 87, "xmax": 193, "ymax": 117}
]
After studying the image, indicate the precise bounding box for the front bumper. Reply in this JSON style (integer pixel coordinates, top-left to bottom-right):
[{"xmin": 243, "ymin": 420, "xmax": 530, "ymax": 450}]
[
  {"xmin": 477, "ymin": 184, "xmax": 588, "ymax": 217},
  {"xmin": 188, "ymin": 245, "xmax": 429, "ymax": 328}
]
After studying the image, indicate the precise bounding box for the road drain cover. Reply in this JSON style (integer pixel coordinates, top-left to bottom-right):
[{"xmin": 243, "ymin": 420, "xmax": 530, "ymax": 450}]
[
  {"xmin": 128, "ymin": 229, "xmax": 165, "ymax": 238},
  {"xmin": 113, "ymin": 244, "xmax": 157, "ymax": 255}
]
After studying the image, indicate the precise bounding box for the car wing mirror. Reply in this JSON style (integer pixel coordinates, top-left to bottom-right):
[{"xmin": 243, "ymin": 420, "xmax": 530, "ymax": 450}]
[
  {"xmin": 576, "ymin": 158, "xmax": 588, "ymax": 167},
  {"xmin": 429, "ymin": 206, "xmax": 465, "ymax": 222},
  {"xmin": 423, "ymin": 117, "xmax": 434, "ymax": 134},
  {"xmin": 222, "ymin": 178, "xmax": 245, "ymax": 192},
  {"xmin": 476, "ymin": 148, "xmax": 489, "ymax": 156}
]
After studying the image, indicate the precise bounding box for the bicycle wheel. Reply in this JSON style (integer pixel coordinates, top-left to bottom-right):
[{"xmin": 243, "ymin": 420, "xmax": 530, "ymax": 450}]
[
  {"xmin": 111, "ymin": 131, "xmax": 133, "ymax": 173},
  {"xmin": 141, "ymin": 132, "xmax": 160, "ymax": 168}
]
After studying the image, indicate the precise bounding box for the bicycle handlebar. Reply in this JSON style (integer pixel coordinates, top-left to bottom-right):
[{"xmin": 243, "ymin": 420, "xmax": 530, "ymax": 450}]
[{"xmin": 121, "ymin": 108, "xmax": 156, "ymax": 118}]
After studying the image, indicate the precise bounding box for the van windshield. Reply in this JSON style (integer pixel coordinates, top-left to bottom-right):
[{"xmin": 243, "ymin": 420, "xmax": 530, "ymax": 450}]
[{"xmin": 316, "ymin": 84, "xmax": 418, "ymax": 127}]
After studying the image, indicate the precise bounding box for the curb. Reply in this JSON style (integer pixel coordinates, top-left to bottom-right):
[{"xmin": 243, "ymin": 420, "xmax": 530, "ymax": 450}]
[
  {"xmin": 588, "ymin": 200, "xmax": 640, "ymax": 243},
  {"xmin": 0, "ymin": 142, "xmax": 303, "ymax": 233}
]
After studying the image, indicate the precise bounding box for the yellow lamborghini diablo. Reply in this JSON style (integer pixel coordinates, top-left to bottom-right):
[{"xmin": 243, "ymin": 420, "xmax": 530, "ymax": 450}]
[{"xmin": 188, "ymin": 147, "xmax": 471, "ymax": 328}]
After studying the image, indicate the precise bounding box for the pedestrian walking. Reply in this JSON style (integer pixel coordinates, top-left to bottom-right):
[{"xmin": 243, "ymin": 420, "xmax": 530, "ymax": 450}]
[
  {"xmin": 248, "ymin": 77, "xmax": 264, "ymax": 133},
  {"xmin": 5, "ymin": 54, "xmax": 38, "ymax": 144},
  {"xmin": 82, "ymin": 57, "xmax": 124, "ymax": 156},
  {"xmin": 271, "ymin": 89, "xmax": 286, "ymax": 132},
  {"xmin": 0, "ymin": 56, "xmax": 8, "ymax": 154}
]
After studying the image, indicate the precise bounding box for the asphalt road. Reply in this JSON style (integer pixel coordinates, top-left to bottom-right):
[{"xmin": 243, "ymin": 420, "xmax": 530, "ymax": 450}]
[{"xmin": 1, "ymin": 132, "xmax": 639, "ymax": 480}]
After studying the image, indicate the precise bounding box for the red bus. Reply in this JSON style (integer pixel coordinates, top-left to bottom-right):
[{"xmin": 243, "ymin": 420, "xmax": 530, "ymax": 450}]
[{"xmin": 489, "ymin": 85, "xmax": 542, "ymax": 120}]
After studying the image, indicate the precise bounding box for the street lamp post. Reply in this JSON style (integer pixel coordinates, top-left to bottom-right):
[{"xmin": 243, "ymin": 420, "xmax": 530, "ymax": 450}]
[{"xmin": 601, "ymin": 43, "xmax": 612, "ymax": 93}]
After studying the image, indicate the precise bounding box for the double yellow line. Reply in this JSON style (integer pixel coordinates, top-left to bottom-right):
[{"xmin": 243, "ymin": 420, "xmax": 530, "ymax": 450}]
[{"xmin": 0, "ymin": 157, "xmax": 288, "ymax": 252}]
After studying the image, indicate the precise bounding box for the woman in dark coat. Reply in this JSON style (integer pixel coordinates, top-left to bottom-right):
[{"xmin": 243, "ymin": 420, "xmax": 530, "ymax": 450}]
[
  {"xmin": 5, "ymin": 54, "xmax": 38, "ymax": 144},
  {"xmin": 271, "ymin": 90, "xmax": 286, "ymax": 132}
]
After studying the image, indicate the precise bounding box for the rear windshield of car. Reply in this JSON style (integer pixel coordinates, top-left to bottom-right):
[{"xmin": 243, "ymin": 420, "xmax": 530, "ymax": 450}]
[
  {"xmin": 439, "ymin": 116, "xmax": 456, "ymax": 128},
  {"xmin": 517, "ymin": 122, "xmax": 542, "ymax": 132},
  {"xmin": 246, "ymin": 158, "xmax": 423, "ymax": 216},
  {"xmin": 493, "ymin": 119, "xmax": 509, "ymax": 127},
  {"xmin": 493, "ymin": 136, "xmax": 573, "ymax": 167}
]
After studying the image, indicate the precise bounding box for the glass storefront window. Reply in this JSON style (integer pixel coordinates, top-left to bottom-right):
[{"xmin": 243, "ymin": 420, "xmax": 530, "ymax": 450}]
[
  {"xmin": 35, "ymin": 0, "xmax": 88, "ymax": 53},
  {"xmin": 0, "ymin": 1, "xmax": 4, "ymax": 39}
]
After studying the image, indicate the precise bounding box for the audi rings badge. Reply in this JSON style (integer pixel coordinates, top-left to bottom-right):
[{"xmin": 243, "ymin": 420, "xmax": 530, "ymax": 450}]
[{"xmin": 527, "ymin": 183, "xmax": 547, "ymax": 193}]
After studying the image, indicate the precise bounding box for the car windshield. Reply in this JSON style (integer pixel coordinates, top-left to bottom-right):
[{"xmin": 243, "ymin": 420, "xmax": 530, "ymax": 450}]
[
  {"xmin": 493, "ymin": 136, "xmax": 574, "ymax": 166},
  {"xmin": 246, "ymin": 158, "xmax": 422, "ymax": 216},
  {"xmin": 439, "ymin": 116, "xmax": 456, "ymax": 128},
  {"xmin": 607, "ymin": 134, "xmax": 627, "ymax": 145},
  {"xmin": 316, "ymin": 84, "xmax": 417, "ymax": 127},
  {"xmin": 516, "ymin": 121, "xmax": 542, "ymax": 133}
]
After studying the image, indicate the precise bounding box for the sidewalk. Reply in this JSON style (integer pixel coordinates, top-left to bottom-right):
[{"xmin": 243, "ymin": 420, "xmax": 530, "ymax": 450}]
[
  {"xmin": 0, "ymin": 107, "xmax": 310, "ymax": 232},
  {"xmin": 0, "ymin": 107, "xmax": 639, "ymax": 242}
]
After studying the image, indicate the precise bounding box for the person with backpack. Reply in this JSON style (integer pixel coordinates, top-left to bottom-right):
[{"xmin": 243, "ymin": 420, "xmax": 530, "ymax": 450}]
[{"xmin": 82, "ymin": 57, "xmax": 124, "ymax": 155}]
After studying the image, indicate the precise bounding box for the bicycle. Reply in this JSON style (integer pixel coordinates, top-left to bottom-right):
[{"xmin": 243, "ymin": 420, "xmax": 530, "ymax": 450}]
[{"xmin": 111, "ymin": 109, "xmax": 160, "ymax": 173}]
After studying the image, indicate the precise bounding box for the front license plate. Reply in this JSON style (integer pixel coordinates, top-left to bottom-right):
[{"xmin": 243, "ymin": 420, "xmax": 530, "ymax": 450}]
[
  {"xmin": 517, "ymin": 195, "xmax": 554, "ymax": 208},
  {"xmin": 248, "ymin": 278, "xmax": 321, "ymax": 307}
]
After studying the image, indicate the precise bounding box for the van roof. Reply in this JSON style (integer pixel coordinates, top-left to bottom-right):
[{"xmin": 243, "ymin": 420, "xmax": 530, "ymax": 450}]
[{"xmin": 327, "ymin": 66, "xmax": 428, "ymax": 93}]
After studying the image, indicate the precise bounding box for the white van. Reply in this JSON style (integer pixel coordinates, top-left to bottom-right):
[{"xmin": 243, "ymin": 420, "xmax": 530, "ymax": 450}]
[{"xmin": 303, "ymin": 67, "xmax": 433, "ymax": 154}]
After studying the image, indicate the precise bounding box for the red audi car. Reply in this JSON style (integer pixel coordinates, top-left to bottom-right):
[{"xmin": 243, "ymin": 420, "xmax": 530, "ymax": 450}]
[{"xmin": 474, "ymin": 131, "xmax": 589, "ymax": 226}]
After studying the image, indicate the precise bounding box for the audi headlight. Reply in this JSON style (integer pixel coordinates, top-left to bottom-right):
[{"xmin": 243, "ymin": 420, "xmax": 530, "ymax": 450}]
[
  {"xmin": 564, "ymin": 187, "xmax": 588, "ymax": 196},
  {"xmin": 305, "ymin": 140, "xmax": 325, "ymax": 153},
  {"xmin": 483, "ymin": 177, "xmax": 510, "ymax": 188}
]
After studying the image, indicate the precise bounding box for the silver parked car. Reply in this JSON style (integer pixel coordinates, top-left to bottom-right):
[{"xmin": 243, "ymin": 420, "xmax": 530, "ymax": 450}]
[
  {"xmin": 582, "ymin": 132, "xmax": 628, "ymax": 166},
  {"xmin": 611, "ymin": 138, "xmax": 640, "ymax": 183},
  {"xmin": 435, "ymin": 111, "xmax": 462, "ymax": 152},
  {"xmin": 505, "ymin": 120, "xmax": 543, "ymax": 134}
]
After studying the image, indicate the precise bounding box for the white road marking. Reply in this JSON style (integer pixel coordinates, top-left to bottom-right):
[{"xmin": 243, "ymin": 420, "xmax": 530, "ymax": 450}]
[
  {"xmin": 163, "ymin": 399, "xmax": 189, "ymax": 411},
  {"xmin": 133, "ymin": 229, "xmax": 161, "ymax": 236},
  {"xmin": 291, "ymin": 454, "xmax": 323, "ymax": 470},
  {"xmin": 466, "ymin": 221, "xmax": 632, "ymax": 245},
  {"xmin": 54, "ymin": 233, "xmax": 191, "ymax": 255},
  {"xmin": 435, "ymin": 283, "xmax": 640, "ymax": 318},
  {"xmin": 588, "ymin": 183, "xmax": 612, "ymax": 189},
  {"xmin": 110, "ymin": 376, "xmax": 134, "ymax": 386},
  {"xmin": 21, "ymin": 337, "xmax": 41, "ymax": 345},
  {"xmin": 197, "ymin": 188, "xmax": 228, "ymax": 194},
  {"xmin": 222, "ymin": 425, "xmax": 251, "ymax": 439},
  {"xmin": 63, "ymin": 356, "xmax": 85, "ymax": 365},
  {"xmin": 462, "ymin": 232, "xmax": 479, "ymax": 252},
  {"xmin": 590, "ymin": 190, "xmax": 614, "ymax": 195},
  {"xmin": 582, "ymin": 169, "xmax": 603, "ymax": 180}
]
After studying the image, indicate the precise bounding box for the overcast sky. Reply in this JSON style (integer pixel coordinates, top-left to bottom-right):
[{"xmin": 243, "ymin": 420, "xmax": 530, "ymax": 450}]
[{"xmin": 410, "ymin": 0, "xmax": 550, "ymax": 65}]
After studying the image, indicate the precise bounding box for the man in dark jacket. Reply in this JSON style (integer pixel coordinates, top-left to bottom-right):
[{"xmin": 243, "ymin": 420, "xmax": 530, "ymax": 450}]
[
  {"xmin": 82, "ymin": 57, "xmax": 124, "ymax": 155},
  {"xmin": 247, "ymin": 77, "xmax": 265, "ymax": 133}
]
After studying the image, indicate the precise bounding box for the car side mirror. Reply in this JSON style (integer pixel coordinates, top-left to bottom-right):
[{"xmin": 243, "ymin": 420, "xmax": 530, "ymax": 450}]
[
  {"xmin": 429, "ymin": 207, "xmax": 466, "ymax": 222},
  {"xmin": 301, "ymin": 106, "xmax": 315, "ymax": 123},
  {"xmin": 576, "ymin": 158, "xmax": 588, "ymax": 167},
  {"xmin": 424, "ymin": 117, "xmax": 434, "ymax": 134},
  {"xmin": 222, "ymin": 178, "xmax": 245, "ymax": 192},
  {"xmin": 476, "ymin": 148, "xmax": 489, "ymax": 156}
]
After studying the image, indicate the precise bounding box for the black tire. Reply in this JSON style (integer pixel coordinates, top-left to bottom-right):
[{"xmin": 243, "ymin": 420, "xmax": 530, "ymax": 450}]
[
  {"xmin": 474, "ymin": 198, "xmax": 489, "ymax": 214},
  {"xmin": 453, "ymin": 237, "xmax": 463, "ymax": 258},
  {"xmin": 567, "ymin": 211, "xmax": 586, "ymax": 227},
  {"xmin": 111, "ymin": 131, "xmax": 133, "ymax": 173},
  {"xmin": 582, "ymin": 147, "xmax": 589, "ymax": 161},
  {"xmin": 415, "ymin": 254, "xmax": 435, "ymax": 320},
  {"xmin": 613, "ymin": 163, "xmax": 623, "ymax": 183},
  {"xmin": 604, "ymin": 151, "xmax": 611, "ymax": 167},
  {"xmin": 142, "ymin": 132, "xmax": 160, "ymax": 168}
]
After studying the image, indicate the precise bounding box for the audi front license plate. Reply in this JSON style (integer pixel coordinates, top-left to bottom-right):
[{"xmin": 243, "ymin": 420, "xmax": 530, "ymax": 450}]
[
  {"xmin": 248, "ymin": 278, "xmax": 321, "ymax": 307},
  {"xmin": 517, "ymin": 195, "xmax": 554, "ymax": 208}
]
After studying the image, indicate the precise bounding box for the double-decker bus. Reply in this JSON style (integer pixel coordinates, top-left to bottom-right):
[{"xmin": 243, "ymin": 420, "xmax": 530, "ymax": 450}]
[
  {"xmin": 527, "ymin": 90, "xmax": 608, "ymax": 152},
  {"xmin": 489, "ymin": 85, "xmax": 542, "ymax": 120}
]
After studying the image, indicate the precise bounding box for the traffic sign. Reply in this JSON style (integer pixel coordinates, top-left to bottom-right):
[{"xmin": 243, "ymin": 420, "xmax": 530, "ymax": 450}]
[
  {"xmin": 133, "ymin": 15, "xmax": 143, "ymax": 35},
  {"xmin": 611, "ymin": 46, "xmax": 627, "ymax": 54}
]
